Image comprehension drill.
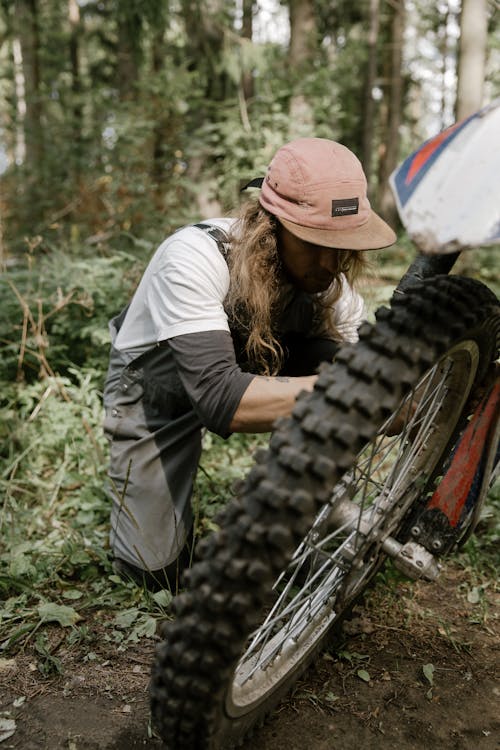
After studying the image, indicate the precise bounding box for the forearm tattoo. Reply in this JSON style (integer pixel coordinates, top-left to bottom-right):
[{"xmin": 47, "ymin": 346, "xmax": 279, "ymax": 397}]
[{"xmin": 260, "ymin": 376, "xmax": 291, "ymax": 383}]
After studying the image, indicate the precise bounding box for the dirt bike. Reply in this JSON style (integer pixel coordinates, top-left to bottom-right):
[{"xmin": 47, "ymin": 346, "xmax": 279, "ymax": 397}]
[{"xmin": 150, "ymin": 101, "xmax": 500, "ymax": 750}]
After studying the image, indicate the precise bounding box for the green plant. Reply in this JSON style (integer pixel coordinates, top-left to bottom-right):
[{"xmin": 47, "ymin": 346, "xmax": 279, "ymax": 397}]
[
  {"xmin": 0, "ymin": 246, "xmax": 146, "ymax": 382},
  {"xmin": 192, "ymin": 431, "xmax": 269, "ymax": 537}
]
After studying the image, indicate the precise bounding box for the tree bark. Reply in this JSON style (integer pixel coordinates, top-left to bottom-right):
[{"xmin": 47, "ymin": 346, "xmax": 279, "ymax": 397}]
[
  {"xmin": 116, "ymin": 3, "xmax": 141, "ymax": 101},
  {"xmin": 180, "ymin": 0, "xmax": 230, "ymax": 102},
  {"xmin": 151, "ymin": 16, "xmax": 169, "ymax": 192},
  {"xmin": 361, "ymin": 0, "xmax": 380, "ymax": 189},
  {"xmin": 241, "ymin": 0, "xmax": 254, "ymax": 103},
  {"xmin": 288, "ymin": 0, "xmax": 317, "ymax": 136},
  {"xmin": 456, "ymin": 0, "xmax": 488, "ymax": 119},
  {"xmin": 12, "ymin": 37, "xmax": 26, "ymax": 167},
  {"xmin": 438, "ymin": 2, "xmax": 451, "ymax": 130},
  {"xmin": 14, "ymin": 0, "xmax": 43, "ymax": 171},
  {"xmin": 68, "ymin": 0, "xmax": 82, "ymax": 159},
  {"xmin": 378, "ymin": 0, "xmax": 405, "ymax": 226}
]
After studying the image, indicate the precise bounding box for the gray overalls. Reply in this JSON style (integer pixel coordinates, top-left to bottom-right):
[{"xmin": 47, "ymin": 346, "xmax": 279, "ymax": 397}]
[{"xmin": 103, "ymin": 225, "xmax": 338, "ymax": 572}]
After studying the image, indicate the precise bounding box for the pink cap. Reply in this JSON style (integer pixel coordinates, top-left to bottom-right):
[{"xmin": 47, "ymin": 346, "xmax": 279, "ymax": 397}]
[{"xmin": 259, "ymin": 138, "xmax": 396, "ymax": 250}]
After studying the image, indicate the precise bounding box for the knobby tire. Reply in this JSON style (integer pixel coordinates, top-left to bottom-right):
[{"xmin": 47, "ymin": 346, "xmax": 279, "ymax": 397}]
[{"xmin": 150, "ymin": 275, "xmax": 500, "ymax": 750}]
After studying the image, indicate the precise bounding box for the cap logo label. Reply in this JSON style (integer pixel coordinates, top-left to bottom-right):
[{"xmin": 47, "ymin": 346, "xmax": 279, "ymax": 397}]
[{"xmin": 332, "ymin": 198, "xmax": 359, "ymax": 217}]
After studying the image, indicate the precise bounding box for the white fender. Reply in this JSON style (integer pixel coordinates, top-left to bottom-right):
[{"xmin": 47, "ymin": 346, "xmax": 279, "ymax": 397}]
[{"xmin": 390, "ymin": 99, "xmax": 500, "ymax": 254}]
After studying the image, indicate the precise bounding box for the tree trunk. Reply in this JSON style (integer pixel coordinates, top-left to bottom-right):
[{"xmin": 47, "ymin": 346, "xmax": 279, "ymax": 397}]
[
  {"xmin": 116, "ymin": 4, "xmax": 141, "ymax": 101},
  {"xmin": 241, "ymin": 0, "xmax": 254, "ymax": 103},
  {"xmin": 456, "ymin": 0, "xmax": 487, "ymax": 119},
  {"xmin": 288, "ymin": 0, "xmax": 317, "ymax": 136},
  {"xmin": 68, "ymin": 0, "xmax": 82, "ymax": 162},
  {"xmin": 378, "ymin": 0, "xmax": 405, "ymax": 226},
  {"xmin": 151, "ymin": 16, "xmax": 169, "ymax": 193},
  {"xmin": 437, "ymin": 2, "xmax": 451, "ymax": 130},
  {"xmin": 180, "ymin": 0, "xmax": 230, "ymax": 103},
  {"xmin": 14, "ymin": 0, "xmax": 43, "ymax": 171},
  {"xmin": 361, "ymin": 0, "xmax": 380, "ymax": 189},
  {"xmin": 12, "ymin": 37, "xmax": 26, "ymax": 167}
]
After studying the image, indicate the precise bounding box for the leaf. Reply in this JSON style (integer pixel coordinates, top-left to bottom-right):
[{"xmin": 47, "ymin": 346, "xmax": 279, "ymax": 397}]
[
  {"xmin": 62, "ymin": 589, "xmax": 83, "ymax": 600},
  {"xmin": 357, "ymin": 669, "xmax": 371, "ymax": 682},
  {"xmin": 338, "ymin": 650, "xmax": 353, "ymax": 663},
  {"xmin": 351, "ymin": 651, "xmax": 370, "ymax": 661},
  {"xmin": 69, "ymin": 550, "xmax": 92, "ymax": 566},
  {"xmin": 131, "ymin": 615, "xmax": 157, "ymax": 640},
  {"xmin": 205, "ymin": 520, "xmax": 221, "ymax": 534},
  {"xmin": 8, "ymin": 554, "xmax": 35, "ymax": 579},
  {"xmin": 0, "ymin": 717, "xmax": 16, "ymax": 743},
  {"xmin": 467, "ymin": 586, "xmax": 481, "ymax": 604},
  {"xmin": 422, "ymin": 663, "xmax": 435, "ymax": 685},
  {"xmin": 152, "ymin": 589, "xmax": 172, "ymax": 608},
  {"xmin": 37, "ymin": 602, "xmax": 82, "ymax": 627},
  {"xmin": 114, "ymin": 608, "xmax": 140, "ymax": 629},
  {"xmin": 325, "ymin": 691, "xmax": 339, "ymax": 703}
]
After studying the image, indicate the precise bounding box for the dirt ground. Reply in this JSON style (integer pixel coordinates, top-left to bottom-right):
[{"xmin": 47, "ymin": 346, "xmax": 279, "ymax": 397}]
[{"xmin": 1, "ymin": 562, "xmax": 498, "ymax": 750}]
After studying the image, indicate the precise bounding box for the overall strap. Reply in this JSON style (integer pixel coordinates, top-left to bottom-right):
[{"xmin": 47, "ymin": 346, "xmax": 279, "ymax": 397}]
[
  {"xmin": 112, "ymin": 223, "xmax": 231, "ymax": 356},
  {"xmin": 193, "ymin": 222, "xmax": 231, "ymax": 259}
]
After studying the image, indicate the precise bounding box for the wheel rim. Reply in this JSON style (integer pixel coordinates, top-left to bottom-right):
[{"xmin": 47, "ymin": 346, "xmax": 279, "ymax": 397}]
[{"xmin": 226, "ymin": 340, "xmax": 479, "ymax": 715}]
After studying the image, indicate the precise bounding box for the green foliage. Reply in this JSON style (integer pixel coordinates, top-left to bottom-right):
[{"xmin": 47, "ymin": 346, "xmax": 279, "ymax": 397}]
[
  {"xmin": 0, "ymin": 360, "xmax": 161, "ymax": 654},
  {"xmin": 0, "ymin": 250, "xmax": 269, "ymax": 655},
  {"xmin": 0, "ymin": 245, "xmax": 146, "ymax": 381},
  {"xmin": 460, "ymin": 477, "xmax": 500, "ymax": 572},
  {"xmin": 1, "ymin": 0, "xmax": 499, "ymax": 255},
  {"xmin": 193, "ymin": 432, "xmax": 268, "ymax": 535},
  {"xmin": 0, "ymin": 351, "xmax": 269, "ymax": 656},
  {"xmin": 195, "ymin": 101, "xmax": 291, "ymax": 211},
  {"xmin": 453, "ymin": 245, "xmax": 500, "ymax": 298},
  {"xmin": 0, "ymin": 370, "xmax": 109, "ymax": 580}
]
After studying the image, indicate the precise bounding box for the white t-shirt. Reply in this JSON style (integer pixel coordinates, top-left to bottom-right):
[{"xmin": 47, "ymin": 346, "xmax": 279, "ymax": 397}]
[
  {"xmin": 115, "ymin": 218, "xmax": 366, "ymax": 355},
  {"xmin": 115, "ymin": 219, "xmax": 233, "ymax": 355}
]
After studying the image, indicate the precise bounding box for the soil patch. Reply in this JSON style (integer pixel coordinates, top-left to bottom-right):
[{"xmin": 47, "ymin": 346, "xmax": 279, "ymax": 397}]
[{"xmin": 1, "ymin": 562, "xmax": 498, "ymax": 749}]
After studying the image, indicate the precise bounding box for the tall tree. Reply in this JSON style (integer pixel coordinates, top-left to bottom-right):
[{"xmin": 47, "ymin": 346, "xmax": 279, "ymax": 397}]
[
  {"xmin": 241, "ymin": 0, "xmax": 255, "ymax": 103},
  {"xmin": 68, "ymin": 0, "xmax": 83, "ymax": 159},
  {"xmin": 287, "ymin": 0, "xmax": 318, "ymax": 135},
  {"xmin": 436, "ymin": 1, "xmax": 452, "ymax": 130},
  {"xmin": 14, "ymin": 0, "xmax": 43, "ymax": 172},
  {"xmin": 180, "ymin": 0, "xmax": 233, "ymax": 102},
  {"xmin": 12, "ymin": 37, "xmax": 26, "ymax": 167},
  {"xmin": 456, "ymin": 0, "xmax": 488, "ymax": 119},
  {"xmin": 116, "ymin": 0, "xmax": 142, "ymax": 100},
  {"xmin": 150, "ymin": 8, "xmax": 169, "ymax": 192},
  {"xmin": 361, "ymin": 0, "xmax": 380, "ymax": 188},
  {"xmin": 377, "ymin": 0, "xmax": 405, "ymax": 225}
]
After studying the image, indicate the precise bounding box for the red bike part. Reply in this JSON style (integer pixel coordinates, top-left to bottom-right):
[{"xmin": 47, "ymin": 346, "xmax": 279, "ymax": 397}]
[{"xmin": 427, "ymin": 377, "xmax": 500, "ymax": 527}]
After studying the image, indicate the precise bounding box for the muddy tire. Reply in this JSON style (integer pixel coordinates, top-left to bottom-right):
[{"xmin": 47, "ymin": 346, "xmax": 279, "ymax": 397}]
[{"xmin": 150, "ymin": 275, "xmax": 500, "ymax": 750}]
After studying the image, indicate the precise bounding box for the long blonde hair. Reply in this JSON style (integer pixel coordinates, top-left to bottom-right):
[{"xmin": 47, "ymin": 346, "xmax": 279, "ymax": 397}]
[{"xmin": 226, "ymin": 198, "xmax": 367, "ymax": 375}]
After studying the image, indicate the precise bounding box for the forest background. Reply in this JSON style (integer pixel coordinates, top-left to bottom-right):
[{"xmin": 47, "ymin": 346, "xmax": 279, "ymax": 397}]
[{"xmin": 0, "ymin": 0, "xmax": 499, "ymax": 674}]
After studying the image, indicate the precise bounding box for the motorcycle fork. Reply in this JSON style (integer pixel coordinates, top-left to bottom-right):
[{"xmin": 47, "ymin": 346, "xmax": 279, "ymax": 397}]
[
  {"xmin": 328, "ymin": 377, "xmax": 499, "ymax": 584},
  {"xmin": 410, "ymin": 375, "xmax": 500, "ymax": 552}
]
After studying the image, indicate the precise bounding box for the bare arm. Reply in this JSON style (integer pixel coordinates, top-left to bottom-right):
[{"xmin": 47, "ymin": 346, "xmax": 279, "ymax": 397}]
[{"xmin": 229, "ymin": 374, "xmax": 317, "ymax": 433}]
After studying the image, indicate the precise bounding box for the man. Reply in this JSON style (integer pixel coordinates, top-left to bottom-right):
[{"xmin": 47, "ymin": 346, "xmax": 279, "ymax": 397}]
[{"xmin": 103, "ymin": 137, "xmax": 396, "ymax": 590}]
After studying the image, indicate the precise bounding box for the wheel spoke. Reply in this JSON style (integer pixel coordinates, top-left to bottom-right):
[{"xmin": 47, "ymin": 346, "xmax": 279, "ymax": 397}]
[{"xmin": 235, "ymin": 356, "xmax": 461, "ymax": 686}]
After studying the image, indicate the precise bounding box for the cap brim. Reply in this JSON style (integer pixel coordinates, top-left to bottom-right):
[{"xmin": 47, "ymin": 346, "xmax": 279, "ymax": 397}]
[{"xmin": 279, "ymin": 211, "xmax": 397, "ymax": 251}]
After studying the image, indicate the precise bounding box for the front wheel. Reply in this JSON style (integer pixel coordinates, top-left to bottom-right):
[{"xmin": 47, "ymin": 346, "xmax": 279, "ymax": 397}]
[{"xmin": 151, "ymin": 275, "xmax": 500, "ymax": 750}]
